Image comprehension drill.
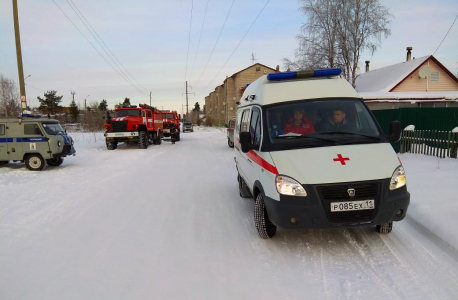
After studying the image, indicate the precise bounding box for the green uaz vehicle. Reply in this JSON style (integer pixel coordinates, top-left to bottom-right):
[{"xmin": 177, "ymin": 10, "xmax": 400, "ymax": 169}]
[{"xmin": 0, "ymin": 114, "xmax": 76, "ymax": 171}]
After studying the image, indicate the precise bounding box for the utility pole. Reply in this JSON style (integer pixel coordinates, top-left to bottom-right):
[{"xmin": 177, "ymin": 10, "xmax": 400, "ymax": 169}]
[
  {"xmin": 182, "ymin": 81, "xmax": 194, "ymax": 121},
  {"xmin": 150, "ymin": 92, "xmax": 152, "ymax": 107},
  {"xmin": 12, "ymin": 0, "xmax": 27, "ymax": 113},
  {"xmin": 71, "ymin": 90, "xmax": 76, "ymax": 103}
]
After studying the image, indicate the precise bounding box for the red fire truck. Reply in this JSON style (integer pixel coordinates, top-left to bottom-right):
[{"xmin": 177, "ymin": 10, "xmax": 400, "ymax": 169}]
[
  {"xmin": 159, "ymin": 110, "xmax": 180, "ymax": 143},
  {"xmin": 104, "ymin": 104, "xmax": 163, "ymax": 150}
]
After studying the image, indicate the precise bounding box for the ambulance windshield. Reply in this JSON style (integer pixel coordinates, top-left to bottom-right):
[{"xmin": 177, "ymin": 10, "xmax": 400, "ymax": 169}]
[{"xmin": 266, "ymin": 98, "xmax": 383, "ymax": 147}]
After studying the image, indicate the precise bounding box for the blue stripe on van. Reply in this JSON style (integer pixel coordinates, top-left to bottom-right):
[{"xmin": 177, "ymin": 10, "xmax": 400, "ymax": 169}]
[
  {"xmin": 0, "ymin": 138, "xmax": 14, "ymax": 143},
  {"xmin": 16, "ymin": 137, "xmax": 48, "ymax": 142}
]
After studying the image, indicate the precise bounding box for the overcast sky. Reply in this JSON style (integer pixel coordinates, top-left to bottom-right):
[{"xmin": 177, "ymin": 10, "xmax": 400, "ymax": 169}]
[{"xmin": 1, "ymin": 0, "xmax": 457, "ymax": 113}]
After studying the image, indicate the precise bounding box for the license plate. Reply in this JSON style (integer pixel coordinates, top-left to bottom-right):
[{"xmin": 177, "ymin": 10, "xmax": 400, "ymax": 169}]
[
  {"xmin": 163, "ymin": 129, "xmax": 170, "ymax": 133},
  {"xmin": 330, "ymin": 200, "xmax": 375, "ymax": 212}
]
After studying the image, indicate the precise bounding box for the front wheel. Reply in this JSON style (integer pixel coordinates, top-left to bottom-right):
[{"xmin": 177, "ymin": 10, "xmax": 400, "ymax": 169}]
[
  {"xmin": 47, "ymin": 157, "xmax": 64, "ymax": 166},
  {"xmin": 254, "ymin": 193, "xmax": 277, "ymax": 239},
  {"xmin": 376, "ymin": 222, "xmax": 393, "ymax": 234},
  {"xmin": 138, "ymin": 131, "xmax": 148, "ymax": 149},
  {"xmin": 106, "ymin": 141, "xmax": 117, "ymax": 150},
  {"xmin": 228, "ymin": 139, "xmax": 234, "ymax": 148},
  {"xmin": 25, "ymin": 154, "xmax": 45, "ymax": 171}
]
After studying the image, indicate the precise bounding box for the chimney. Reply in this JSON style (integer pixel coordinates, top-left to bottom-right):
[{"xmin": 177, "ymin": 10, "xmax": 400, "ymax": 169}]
[
  {"xmin": 406, "ymin": 47, "xmax": 412, "ymax": 62},
  {"xmin": 276, "ymin": 65, "xmax": 280, "ymax": 73},
  {"xmin": 365, "ymin": 60, "xmax": 370, "ymax": 72},
  {"xmin": 286, "ymin": 68, "xmax": 291, "ymax": 72}
]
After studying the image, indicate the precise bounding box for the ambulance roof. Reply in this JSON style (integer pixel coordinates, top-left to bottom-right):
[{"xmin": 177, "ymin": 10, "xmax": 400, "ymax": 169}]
[{"xmin": 238, "ymin": 69, "xmax": 361, "ymax": 108}]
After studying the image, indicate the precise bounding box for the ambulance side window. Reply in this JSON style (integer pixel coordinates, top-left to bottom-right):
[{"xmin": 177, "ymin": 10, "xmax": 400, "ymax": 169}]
[
  {"xmin": 240, "ymin": 109, "xmax": 250, "ymax": 132},
  {"xmin": 250, "ymin": 107, "xmax": 261, "ymax": 146},
  {"xmin": 0, "ymin": 124, "xmax": 5, "ymax": 135},
  {"xmin": 24, "ymin": 124, "xmax": 42, "ymax": 136}
]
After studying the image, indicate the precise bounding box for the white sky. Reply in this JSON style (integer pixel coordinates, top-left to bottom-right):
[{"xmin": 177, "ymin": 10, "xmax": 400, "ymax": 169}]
[{"xmin": 1, "ymin": 0, "xmax": 457, "ymax": 112}]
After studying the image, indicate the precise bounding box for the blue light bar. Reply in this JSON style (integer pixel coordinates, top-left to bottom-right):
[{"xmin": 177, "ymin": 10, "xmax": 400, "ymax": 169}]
[
  {"xmin": 21, "ymin": 113, "xmax": 41, "ymax": 118},
  {"xmin": 267, "ymin": 68, "xmax": 342, "ymax": 81},
  {"xmin": 131, "ymin": 105, "xmax": 137, "ymax": 108},
  {"xmin": 314, "ymin": 68, "xmax": 342, "ymax": 76}
]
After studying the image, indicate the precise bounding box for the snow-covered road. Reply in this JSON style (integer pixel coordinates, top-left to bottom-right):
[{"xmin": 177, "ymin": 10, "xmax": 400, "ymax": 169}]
[{"xmin": 1, "ymin": 128, "xmax": 458, "ymax": 300}]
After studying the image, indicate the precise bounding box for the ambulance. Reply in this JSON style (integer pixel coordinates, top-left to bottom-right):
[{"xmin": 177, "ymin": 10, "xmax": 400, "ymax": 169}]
[
  {"xmin": 234, "ymin": 69, "xmax": 410, "ymax": 239},
  {"xmin": 0, "ymin": 114, "xmax": 76, "ymax": 171}
]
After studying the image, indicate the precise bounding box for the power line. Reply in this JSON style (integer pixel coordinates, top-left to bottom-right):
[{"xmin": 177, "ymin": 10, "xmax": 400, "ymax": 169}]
[
  {"xmin": 433, "ymin": 14, "xmax": 458, "ymax": 55},
  {"xmin": 185, "ymin": 0, "xmax": 194, "ymax": 82},
  {"xmin": 198, "ymin": 0, "xmax": 271, "ymax": 95},
  {"xmin": 193, "ymin": 0, "xmax": 236, "ymax": 89},
  {"xmin": 189, "ymin": 0, "xmax": 210, "ymax": 79},
  {"xmin": 51, "ymin": 0, "xmax": 147, "ymax": 96},
  {"xmin": 67, "ymin": 0, "xmax": 149, "ymax": 94}
]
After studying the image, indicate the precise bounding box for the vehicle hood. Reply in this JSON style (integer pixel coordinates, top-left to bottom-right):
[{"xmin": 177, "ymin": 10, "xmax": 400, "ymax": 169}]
[{"xmin": 269, "ymin": 143, "xmax": 400, "ymax": 185}]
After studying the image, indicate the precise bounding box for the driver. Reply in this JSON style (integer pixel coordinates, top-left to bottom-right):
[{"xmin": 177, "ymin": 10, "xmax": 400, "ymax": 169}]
[{"xmin": 283, "ymin": 107, "xmax": 315, "ymax": 135}]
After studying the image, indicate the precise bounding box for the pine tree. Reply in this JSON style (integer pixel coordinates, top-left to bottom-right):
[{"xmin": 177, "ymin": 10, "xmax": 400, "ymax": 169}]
[
  {"xmin": 37, "ymin": 90, "xmax": 63, "ymax": 114},
  {"xmin": 69, "ymin": 99, "xmax": 78, "ymax": 122},
  {"xmin": 98, "ymin": 99, "xmax": 108, "ymax": 111}
]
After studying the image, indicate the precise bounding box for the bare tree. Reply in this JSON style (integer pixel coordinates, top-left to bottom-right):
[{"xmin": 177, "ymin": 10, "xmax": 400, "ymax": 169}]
[
  {"xmin": 284, "ymin": 0, "xmax": 392, "ymax": 87},
  {"xmin": 0, "ymin": 74, "xmax": 21, "ymax": 117}
]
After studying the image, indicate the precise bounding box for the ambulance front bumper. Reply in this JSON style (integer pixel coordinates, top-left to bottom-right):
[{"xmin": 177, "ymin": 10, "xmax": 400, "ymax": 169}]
[{"xmin": 264, "ymin": 179, "xmax": 410, "ymax": 229}]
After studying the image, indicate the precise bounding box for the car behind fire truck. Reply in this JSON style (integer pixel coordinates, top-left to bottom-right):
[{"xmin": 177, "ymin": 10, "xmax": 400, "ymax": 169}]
[{"xmin": 104, "ymin": 104, "xmax": 163, "ymax": 150}]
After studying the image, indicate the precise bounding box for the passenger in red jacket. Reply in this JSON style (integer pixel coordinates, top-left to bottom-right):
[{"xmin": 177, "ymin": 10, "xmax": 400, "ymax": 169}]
[{"xmin": 283, "ymin": 107, "xmax": 315, "ymax": 135}]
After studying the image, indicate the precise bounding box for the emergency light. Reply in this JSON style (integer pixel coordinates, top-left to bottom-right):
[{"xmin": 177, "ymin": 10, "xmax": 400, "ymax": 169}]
[
  {"xmin": 21, "ymin": 113, "xmax": 42, "ymax": 118},
  {"xmin": 267, "ymin": 68, "xmax": 342, "ymax": 81}
]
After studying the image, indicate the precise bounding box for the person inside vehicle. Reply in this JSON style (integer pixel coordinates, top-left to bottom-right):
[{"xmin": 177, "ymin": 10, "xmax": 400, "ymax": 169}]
[
  {"xmin": 269, "ymin": 111, "xmax": 284, "ymax": 138},
  {"xmin": 315, "ymin": 107, "xmax": 355, "ymax": 132},
  {"xmin": 283, "ymin": 107, "xmax": 315, "ymax": 135}
]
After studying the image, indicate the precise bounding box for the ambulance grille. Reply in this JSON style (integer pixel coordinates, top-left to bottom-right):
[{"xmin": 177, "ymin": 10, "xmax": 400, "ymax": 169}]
[
  {"xmin": 329, "ymin": 210, "xmax": 375, "ymax": 224},
  {"xmin": 111, "ymin": 121, "xmax": 128, "ymax": 132},
  {"xmin": 317, "ymin": 182, "xmax": 380, "ymax": 200}
]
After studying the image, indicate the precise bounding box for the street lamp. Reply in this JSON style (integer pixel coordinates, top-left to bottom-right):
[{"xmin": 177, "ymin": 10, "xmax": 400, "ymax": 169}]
[{"xmin": 84, "ymin": 95, "xmax": 90, "ymax": 111}]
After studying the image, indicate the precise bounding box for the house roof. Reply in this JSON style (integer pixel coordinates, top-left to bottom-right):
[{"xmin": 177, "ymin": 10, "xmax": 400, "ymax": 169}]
[
  {"xmin": 355, "ymin": 56, "xmax": 430, "ymax": 93},
  {"xmin": 229, "ymin": 63, "xmax": 275, "ymax": 78}
]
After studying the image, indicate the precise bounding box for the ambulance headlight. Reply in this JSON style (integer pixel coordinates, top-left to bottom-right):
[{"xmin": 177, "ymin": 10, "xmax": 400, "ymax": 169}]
[
  {"xmin": 390, "ymin": 165, "xmax": 406, "ymax": 190},
  {"xmin": 57, "ymin": 141, "xmax": 62, "ymax": 147},
  {"xmin": 275, "ymin": 175, "xmax": 307, "ymax": 197}
]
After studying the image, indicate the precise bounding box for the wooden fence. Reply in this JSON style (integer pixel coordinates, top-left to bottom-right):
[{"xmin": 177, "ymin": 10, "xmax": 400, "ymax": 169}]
[{"xmin": 400, "ymin": 130, "xmax": 458, "ymax": 158}]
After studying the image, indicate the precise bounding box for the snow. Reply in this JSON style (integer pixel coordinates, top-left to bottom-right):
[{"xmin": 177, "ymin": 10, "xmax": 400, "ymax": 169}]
[
  {"xmin": 355, "ymin": 56, "xmax": 429, "ymax": 93},
  {"xmin": 1, "ymin": 127, "xmax": 458, "ymax": 299}
]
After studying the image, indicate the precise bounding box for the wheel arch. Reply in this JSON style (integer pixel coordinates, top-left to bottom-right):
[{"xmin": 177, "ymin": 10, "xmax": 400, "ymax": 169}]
[{"xmin": 253, "ymin": 180, "xmax": 265, "ymax": 201}]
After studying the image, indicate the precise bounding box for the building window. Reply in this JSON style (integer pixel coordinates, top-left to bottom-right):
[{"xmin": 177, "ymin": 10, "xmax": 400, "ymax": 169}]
[{"xmin": 256, "ymin": 67, "xmax": 261, "ymax": 72}]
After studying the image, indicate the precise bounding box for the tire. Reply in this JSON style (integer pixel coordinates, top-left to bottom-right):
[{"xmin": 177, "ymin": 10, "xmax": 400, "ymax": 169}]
[
  {"xmin": 25, "ymin": 154, "xmax": 45, "ymax": 171},
  {"xmin": 376, "ymin": 222, "xmax": 393, "ymax": 234},
  {"xmin": 47, "ymin": 157, "xmax": 64, "ymax": 166},
  {"xmin": 228, "ymin": 139, "xmax": 234, "ymax": 148},
  {"xmin": 106, "ymin": 141, "xmax": 117, "ymax": 150},
  {"xmin": 254, "ymin": 193, "xmax": 277, "ymax": 239},
  {"xmin": 138, "ymin": 131, "xmax": 148, "ymax": 149}
]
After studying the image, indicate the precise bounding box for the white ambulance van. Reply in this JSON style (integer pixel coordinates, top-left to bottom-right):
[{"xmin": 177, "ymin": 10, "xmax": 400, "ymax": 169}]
[{"xmin": 234, "ymin": 69, "xmax": 410, "ymax": 239}]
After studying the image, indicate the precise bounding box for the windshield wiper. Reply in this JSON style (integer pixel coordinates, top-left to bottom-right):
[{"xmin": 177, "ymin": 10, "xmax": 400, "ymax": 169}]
[
  {"xmin": 276, "ymin": 134, "xmax": 337, "ymax": 144},
  {"xmin": 319, "ymin": 131, "xmax": 382, "ymax": 141}
]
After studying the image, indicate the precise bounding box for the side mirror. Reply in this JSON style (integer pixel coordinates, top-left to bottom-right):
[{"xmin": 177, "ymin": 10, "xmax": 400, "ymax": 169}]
[
  {"xmin": 387, "ymin": 121, "xmax": 401, "ymax": 142},
  {"xmin": 240, "ymin": 132, "xmax": 252, "ymax": 153}
]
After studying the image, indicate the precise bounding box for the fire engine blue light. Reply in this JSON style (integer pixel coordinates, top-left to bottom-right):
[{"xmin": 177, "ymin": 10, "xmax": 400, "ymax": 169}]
[
  {"xmin": 21, "ymin": 113, "xmax": 41, "ymax": 118},
  {"xmin": 314, "ymin": 68, "xmax": 342, "ymax": 76},
  {"xmin": 131, "ymin": 105, "xmax": 137, "ymax": 108},
  {"xmin": 267, "ymin": 72, "xmax": 297, "ymax": 81}
]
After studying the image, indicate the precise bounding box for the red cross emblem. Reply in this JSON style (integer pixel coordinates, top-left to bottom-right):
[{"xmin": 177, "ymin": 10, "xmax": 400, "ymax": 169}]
[{"xmin": 333, "ymin": 154, "xmax": 350, "ymax": 165}]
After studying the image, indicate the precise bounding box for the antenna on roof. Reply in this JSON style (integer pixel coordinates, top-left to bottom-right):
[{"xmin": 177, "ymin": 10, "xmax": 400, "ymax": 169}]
[
  {"xmin": 251, "ymin": 52, "xmax": 257, "ymax": 65},
  {"xmin": 418, "ymin": 65, "xmax": 432, "ymax": 79}
]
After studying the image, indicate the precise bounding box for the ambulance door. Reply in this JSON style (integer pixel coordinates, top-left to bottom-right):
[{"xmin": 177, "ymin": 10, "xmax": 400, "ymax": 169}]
[
  {"xmin": 243, "ymin": 107, "xmax": 262, "ymax": 188},
  {"xmin": 0, "ymin": 123, "xmax": 9, "ymax": 161},
  {"xmin": 146, "ymin": 110, "xmax": 153, "ymax": 130},
  {"xmin": 21, "ymin": 123, "xmax": 50, "ymax": 158},
  {"xmin": 236, "ymin": 107, "xmax": 252, "ymax": 185}
]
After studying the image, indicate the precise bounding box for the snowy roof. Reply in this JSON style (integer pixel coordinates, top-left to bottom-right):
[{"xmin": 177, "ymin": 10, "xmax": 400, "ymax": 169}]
[
  {"xmin": 355, "ymin": 56, "xmax": 430, "ymax": 93},
  {"xmin": 360, "ymin": 91, "xmax": 458, "ymax": 101}
]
